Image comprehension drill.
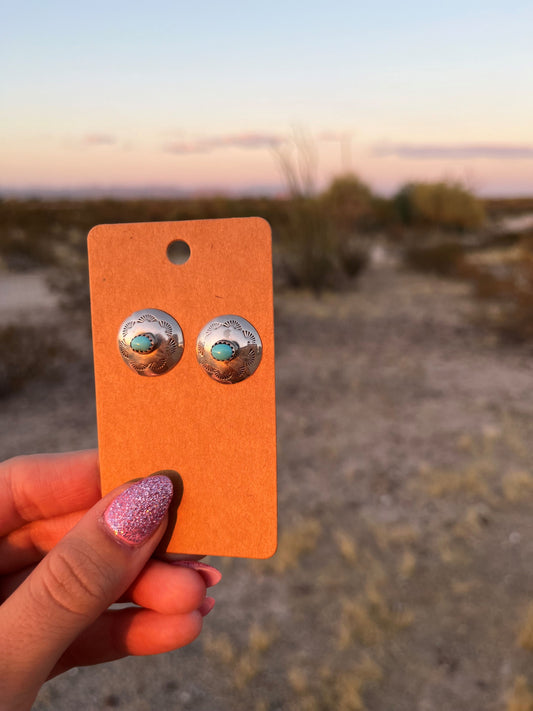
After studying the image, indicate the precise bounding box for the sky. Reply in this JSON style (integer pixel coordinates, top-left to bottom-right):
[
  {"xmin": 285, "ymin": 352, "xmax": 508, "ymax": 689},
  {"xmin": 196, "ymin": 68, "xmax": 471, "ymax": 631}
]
[{"xmin": 2, "ymin": 0, "xmax": 532, "ymax": 197}]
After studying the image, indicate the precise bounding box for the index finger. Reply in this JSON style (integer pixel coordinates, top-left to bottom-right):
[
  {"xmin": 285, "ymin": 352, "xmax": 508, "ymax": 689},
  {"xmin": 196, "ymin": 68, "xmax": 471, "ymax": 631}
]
[{"xmin": 0, "ymin": 450, "xmax": 100, "ymax": 536}]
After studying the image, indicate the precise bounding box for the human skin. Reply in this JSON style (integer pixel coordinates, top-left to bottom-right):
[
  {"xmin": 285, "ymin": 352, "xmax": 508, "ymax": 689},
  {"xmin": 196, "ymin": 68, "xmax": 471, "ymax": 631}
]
[{"xmin": 0, "ymin": 450, "xmax": 220, "ymax": 711}]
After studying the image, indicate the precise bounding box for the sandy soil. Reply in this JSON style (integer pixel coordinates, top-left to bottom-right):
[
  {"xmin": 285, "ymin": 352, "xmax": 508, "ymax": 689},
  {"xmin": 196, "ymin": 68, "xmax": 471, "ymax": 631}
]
[
  {"xmin": 0, "ymin": 269, "xmax": 59, "ymax": 313},
  {"xmin": 4, "ymin": 262, "xmax": 533, "ymax": 710}
]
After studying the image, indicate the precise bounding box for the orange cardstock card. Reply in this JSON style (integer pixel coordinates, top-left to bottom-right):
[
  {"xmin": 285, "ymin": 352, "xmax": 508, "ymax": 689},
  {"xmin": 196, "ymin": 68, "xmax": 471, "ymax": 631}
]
[{"xmin": 88, "ymin": 218, "xmax": 277, "ymax": 558}]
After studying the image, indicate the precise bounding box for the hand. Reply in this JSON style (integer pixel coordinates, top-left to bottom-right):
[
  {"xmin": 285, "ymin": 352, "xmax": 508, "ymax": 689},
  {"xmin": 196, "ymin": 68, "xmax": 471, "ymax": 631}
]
[{"xmin": 0, "ymin": 450, "xmax": 221, "ymax": 711}]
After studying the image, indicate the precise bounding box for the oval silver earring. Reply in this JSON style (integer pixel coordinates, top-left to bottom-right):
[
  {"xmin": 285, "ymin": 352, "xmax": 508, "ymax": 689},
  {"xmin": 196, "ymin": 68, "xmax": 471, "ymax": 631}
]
[
  {"xmin": 118, "ymin": 309, "xmax": 184, "ymax": 376},
  {"xmin": 196, "ymin": 315, "xmax": 262, "ymax": 383}
]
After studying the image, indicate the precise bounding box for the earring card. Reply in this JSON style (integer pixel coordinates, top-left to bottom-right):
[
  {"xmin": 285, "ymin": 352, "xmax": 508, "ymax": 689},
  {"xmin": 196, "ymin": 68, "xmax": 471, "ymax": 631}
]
[{"xmin": 88, "ymin": 218, "xmax": 277, "ymax": 558}]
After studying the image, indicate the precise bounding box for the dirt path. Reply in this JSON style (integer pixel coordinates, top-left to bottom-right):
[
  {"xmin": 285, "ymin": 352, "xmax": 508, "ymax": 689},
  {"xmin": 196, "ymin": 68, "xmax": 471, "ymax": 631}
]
[
  {"xmin": 0, "ymin": 269, "xmax": 58, "ymax": 318},
  {"xmin": 4, "ymin": 263, "xmax": 533, "ymax": 710}
]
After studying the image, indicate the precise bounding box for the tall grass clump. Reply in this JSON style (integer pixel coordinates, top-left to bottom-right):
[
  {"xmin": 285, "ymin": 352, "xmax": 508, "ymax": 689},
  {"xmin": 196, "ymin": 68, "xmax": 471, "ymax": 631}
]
[
  {"xmin": 394, "ymin": 180, "xmax": 485, "ymax": 232},
  {"xmin": 274, "ymin": 129, "xmax": 333, "ymax": 293},
  {"xmin": 273, "ymin": 131, "xmax": 369, "ymax": 293},
  {"xmin": 276, "ymin": 196, "xmax": 343, "ymax": 292}
]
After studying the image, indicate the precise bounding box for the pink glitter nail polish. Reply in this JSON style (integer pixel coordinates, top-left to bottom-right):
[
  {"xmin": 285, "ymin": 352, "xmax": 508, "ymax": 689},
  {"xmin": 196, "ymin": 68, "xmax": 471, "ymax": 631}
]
[{"xmin": 104, "ymin": 475, "xmax": 173, "ymax": 545}]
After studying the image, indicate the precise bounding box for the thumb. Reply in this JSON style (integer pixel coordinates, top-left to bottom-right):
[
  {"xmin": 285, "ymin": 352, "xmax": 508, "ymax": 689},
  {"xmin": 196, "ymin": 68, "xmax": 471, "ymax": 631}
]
[{"xmin": 0, "ymin": 475, "xmax": 173, "ymax": 708}]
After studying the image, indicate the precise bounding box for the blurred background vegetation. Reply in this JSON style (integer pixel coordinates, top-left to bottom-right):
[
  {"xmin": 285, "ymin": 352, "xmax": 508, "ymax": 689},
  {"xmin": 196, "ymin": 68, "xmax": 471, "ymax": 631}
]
[{"xmin": 2, "ymin": 172, "xmax": 533, "ymax": 396}]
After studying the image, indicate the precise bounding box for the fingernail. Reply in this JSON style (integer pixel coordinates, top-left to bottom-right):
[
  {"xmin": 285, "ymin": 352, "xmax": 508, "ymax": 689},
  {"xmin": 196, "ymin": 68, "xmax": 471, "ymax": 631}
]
[
  {"xmin": 104, "ymin": 475, "xmax": 173, "ymax": 545},
  {"xmin": 172, "ymin": 560, "xmax": 222, "ymax": 587},
  {"xmin": 199, "ymin": 596, "xmax": 216, "ymax": 617}
]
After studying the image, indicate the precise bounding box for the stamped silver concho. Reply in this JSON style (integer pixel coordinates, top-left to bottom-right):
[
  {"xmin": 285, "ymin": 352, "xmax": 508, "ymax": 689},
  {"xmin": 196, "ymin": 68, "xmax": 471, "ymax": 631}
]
[
  {"xmin": 118, "ymin": 309, "xmax": 184, "ymax": 376},
  {"xmin": 197, "ymin": 315, "xmax": 262, "ymax": 384}
]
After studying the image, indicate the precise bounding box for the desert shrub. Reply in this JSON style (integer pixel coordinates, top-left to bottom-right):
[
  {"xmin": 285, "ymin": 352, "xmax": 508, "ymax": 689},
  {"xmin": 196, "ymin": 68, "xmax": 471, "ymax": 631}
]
[
  {"xmin": 1, "ymin": 194, "xmax": 370, "ymax": 300},
  {"xmin": 277, "ymin": 197, "xmax": 340, "ymax": 293},
  {"xmin": 320, "ymin": 173, "xmax": 374, "ymax": 232},
  {"xmin": 0, "ymin": 322, "xmax": 69, "ymax": 397},
  {"xmin": 484, "ymin": 196, "xmax": 533, "ymax": 220},
  {"xmin": 0, "ymin": 199, "xmax": 96, "ymax": 269},
  {"xmin": 48, "ymin": 254, "xmax": 91, "ymax": 332},
  {"xmin": 518, "ymin": 230, "xmax": 533, "ymax": 252},
  {"xmin": 339, "ymin": 238, "xmax": 369, "ymax": 279},
  {"xmin": 405, "ymin": 241, "xmax": 466, "ymax": 276},
  {"xmin": 274, "ymin": 195, "xmax": 369, "ymax": 293},
  {"xmin": 461, "ymin": 249, "xmax": 533, "ymax": 341},
  {"xmin": 44, "ymin": 224, "xmax": 92, "ymax": 333},
  {"xmin": 317, "ymin": 174, "xmax": 375, "ymax": 280},
  {"xmin": 273, "ymin": 133, "xmax": 369, "ymax": 292},
  {"xmin": 0, "ymin": 224, "xmax": 60, "ymax": 270},
  {"xmin": 0, "ymin": 197, "xmax": 293, "ymax": 271},
  {"xmin": 394, "ymin": 181, "xmax": 485, "ymax": 231}
]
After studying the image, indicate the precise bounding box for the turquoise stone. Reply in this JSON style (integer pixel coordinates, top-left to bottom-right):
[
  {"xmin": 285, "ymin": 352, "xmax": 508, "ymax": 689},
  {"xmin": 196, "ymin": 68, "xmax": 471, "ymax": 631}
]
[
  {"xmin": 211, "ymin": 342, "xmax": 234, "ymax": 361},
  {"xmin": 131, "ymin": 334, "xmax": 154, "ymax": 353}
]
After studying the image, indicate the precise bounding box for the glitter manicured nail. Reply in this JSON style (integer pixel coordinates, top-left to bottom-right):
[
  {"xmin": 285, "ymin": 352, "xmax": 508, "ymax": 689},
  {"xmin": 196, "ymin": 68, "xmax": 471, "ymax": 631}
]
[{"xmin": 104, "ymin": 475, "xmax": 173, "ymax": 545}]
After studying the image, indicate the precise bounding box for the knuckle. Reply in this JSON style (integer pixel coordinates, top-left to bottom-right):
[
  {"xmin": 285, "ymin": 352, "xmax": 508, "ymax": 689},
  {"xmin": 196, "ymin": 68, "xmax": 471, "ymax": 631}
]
[{"xmin": 35, "ymin": 542, "xmax": 113, "ymax": 618}]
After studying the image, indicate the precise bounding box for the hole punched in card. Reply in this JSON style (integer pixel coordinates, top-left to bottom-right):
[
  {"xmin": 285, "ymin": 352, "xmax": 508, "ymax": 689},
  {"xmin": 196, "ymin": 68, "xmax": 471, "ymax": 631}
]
[{"xmin": 88, "ymin": 218, "xmax": 277, "ymax": 558}]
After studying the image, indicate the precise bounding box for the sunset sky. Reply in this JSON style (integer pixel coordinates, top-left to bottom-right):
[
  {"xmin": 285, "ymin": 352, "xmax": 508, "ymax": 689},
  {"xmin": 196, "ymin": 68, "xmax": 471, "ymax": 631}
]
[{"xmin": 2, "ymin": 1, "xmax": 532, "ymax": 196}]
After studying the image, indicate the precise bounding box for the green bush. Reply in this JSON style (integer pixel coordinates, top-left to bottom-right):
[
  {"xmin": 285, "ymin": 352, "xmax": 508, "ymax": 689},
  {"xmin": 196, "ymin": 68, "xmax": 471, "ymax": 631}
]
[
  {"xmin": 320, "ymin": 173, "xmax": 373, "ymax": 232},
  {"xmin": 394, "ymin": 181, "xmax": 485, "ymax": 231}
]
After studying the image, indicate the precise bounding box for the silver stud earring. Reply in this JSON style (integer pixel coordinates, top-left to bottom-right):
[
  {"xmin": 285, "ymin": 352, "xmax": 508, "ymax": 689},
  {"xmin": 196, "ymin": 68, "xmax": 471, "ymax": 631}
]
[
  {"xmin": 196, "ymin": 315, "xmax": 262, "ymax": 383},
  {"xmin": 118, "ymin": 309, "xmax": 184, "ymax": 376}
]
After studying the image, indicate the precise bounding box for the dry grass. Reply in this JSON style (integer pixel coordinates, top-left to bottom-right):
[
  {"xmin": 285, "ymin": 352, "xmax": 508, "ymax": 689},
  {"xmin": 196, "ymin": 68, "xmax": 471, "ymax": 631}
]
[
  {"xmin": 398, "ymin": 550, "xmax": 417, "ymax": 579},
  {"xmin": 503, "ymin": 470, "xmax": 533, "ymax": 503},
  {"xmin": 507, "ymin": 676, "xmax": 533, "ymax": 711},
  {"xmin": 287, "ymin": 666, "xmax": 309, "ymax": 695},
  {"xmin": 203, "ymin": 623, "xmax": 277, "ymax": 691},
  {"xmin": 371, "ymin": 522, "xmax": 420, "ymax": 551},
  {"xmin": 452, "ymin": 503, "xmax": 491, "ymax": 539},
  {"xmin": 518, "ymin": 604, "xmax": 533, "ymax": 651},
  {"xmin": 334, "ymin": 529, "xmax": 359, "ymax": 563},
  {"xmin": 419, "ymin": 461, "xmax": 493, "ymax": 500},
  {"xmin": 248, "ymin": 623, "xmax": 277, "ymax": 654},
  {"xmin": 202, "ymin": 631, "xmax": 235, "ymax": 664},
  {"xmin": 416, "ymin": 422, "xmax": 533, "ymax": 518},
  {"xmin": 288, "ymin": 657, "xmax": 382, "ymax": 711},
  {"xmin": 338, "ymin": 588, "xmax": 414, "ymax": 650},
  {"xmin": 261, "ymin": 516, "xmax": 322, "ymax": 574}
]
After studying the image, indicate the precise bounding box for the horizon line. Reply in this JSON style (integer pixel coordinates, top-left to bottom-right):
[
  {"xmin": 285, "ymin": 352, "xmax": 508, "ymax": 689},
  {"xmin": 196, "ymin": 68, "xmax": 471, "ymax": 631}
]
[{"xmin": 1, "ymin": 179, "xmax": 533, "ymax": 201}]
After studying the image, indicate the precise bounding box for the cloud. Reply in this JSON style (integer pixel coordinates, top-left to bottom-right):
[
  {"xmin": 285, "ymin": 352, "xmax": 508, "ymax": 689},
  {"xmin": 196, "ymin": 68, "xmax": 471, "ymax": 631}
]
[
  {"xmin": 163, "ymin": 132, "xmax": 284, "ymax": 155},
  {"xmin": 82, "ymin": 133, "xmax": 118, "ymax": 146},
  {"xmin": 373, "ymin": 142, "xmax": 533, "ymax": 160},
  {"xmin": 318, "ymin": 130, "xmax": 354, "ymax": 142}
]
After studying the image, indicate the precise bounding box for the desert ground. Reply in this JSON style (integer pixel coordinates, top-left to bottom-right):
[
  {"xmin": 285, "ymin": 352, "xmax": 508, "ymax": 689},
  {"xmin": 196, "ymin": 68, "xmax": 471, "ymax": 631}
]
[{"xmin": 3, "ymin": 258, "xmax": 533, "ymax": 710}]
